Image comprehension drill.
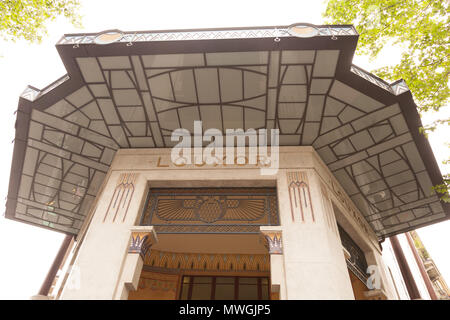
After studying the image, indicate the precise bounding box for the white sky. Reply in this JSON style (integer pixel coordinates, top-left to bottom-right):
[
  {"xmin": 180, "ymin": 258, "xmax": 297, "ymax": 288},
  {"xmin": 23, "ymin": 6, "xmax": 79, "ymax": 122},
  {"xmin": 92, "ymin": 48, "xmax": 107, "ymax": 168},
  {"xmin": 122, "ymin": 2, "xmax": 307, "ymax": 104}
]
[{"xmin": 0, "ymin": 0, "xmax": 448, "ymax": 299}]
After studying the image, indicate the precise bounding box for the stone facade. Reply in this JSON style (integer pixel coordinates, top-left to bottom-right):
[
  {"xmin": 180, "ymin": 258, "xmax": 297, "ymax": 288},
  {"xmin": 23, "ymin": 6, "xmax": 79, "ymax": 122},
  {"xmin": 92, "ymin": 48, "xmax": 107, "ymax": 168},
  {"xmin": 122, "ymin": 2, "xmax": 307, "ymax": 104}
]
[{"xmin": 59, "ymin": 146, "xmax": 397, "ymax": 300}]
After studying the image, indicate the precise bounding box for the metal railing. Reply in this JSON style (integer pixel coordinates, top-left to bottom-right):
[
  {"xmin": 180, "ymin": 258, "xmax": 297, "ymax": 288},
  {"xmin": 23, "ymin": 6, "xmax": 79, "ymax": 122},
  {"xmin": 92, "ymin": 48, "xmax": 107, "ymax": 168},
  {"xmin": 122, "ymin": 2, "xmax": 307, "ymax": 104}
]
[
  {"xmin": 21, "ymin": 74, "xmax": 70, "ymax": 102},
  {"xmin": 350, "ymin": 65, "xmax": 409, "ymax": 95},
  {"xmin": 57, "ymin": 25, "xmax": 357, "ymax": 46}
]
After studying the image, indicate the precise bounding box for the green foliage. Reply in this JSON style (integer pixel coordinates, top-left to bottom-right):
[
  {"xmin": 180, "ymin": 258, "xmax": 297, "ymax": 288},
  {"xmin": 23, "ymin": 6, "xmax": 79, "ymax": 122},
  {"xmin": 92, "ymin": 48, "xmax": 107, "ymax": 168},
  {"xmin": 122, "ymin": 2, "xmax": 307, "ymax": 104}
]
[
  {"xmin": 324, "ymin": 0, "xmax": 450, "ymax": 201},
  {"xmin": 420, "ymin": 248, "xmax": 430, "ymax": 260},
  {"xmin": 432, "ymin": 174, "xmax": 450, "ymax": 203},
  {"xmin": 412, "ymin": 232, "xmax": 431, "ymax": 259},
  {"xmin": 419, "ymin": 118, "xmax": 450, "ymax": 137},
  {"xmin": 0, "ymin": 0, "xmax": 82, "ymax": 43},
  {"xmin": 323, "ymin": 0, "xmax": 449, "ymax": 113}
]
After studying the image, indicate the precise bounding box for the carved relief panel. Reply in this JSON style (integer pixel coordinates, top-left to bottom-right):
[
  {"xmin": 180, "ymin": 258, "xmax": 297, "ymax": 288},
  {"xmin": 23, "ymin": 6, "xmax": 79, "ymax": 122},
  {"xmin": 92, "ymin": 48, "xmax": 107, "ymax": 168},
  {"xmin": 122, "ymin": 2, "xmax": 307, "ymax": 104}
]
[
  {"xmin": 103, "ymin": 173, "xmax": 138, "ymax": 223},
  {"xmin": 140, "ymin": 187, "xmax": 279, "ymax": 233},
  {"xmin": 287, "ymin": 172, "xmax": 315, "ymax": 223}
]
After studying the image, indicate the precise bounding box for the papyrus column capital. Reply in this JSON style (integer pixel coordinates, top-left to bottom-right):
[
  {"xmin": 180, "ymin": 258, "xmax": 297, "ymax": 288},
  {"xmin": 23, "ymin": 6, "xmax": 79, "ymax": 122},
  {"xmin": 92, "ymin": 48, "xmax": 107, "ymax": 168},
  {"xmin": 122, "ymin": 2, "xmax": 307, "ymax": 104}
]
[
  {"xmin": 260, "ymin": 226, "xmax": 283, "ymax": 255},
  {"xmin": 128, "ymin": 226, "xmax": 158, "ymax": 258}
]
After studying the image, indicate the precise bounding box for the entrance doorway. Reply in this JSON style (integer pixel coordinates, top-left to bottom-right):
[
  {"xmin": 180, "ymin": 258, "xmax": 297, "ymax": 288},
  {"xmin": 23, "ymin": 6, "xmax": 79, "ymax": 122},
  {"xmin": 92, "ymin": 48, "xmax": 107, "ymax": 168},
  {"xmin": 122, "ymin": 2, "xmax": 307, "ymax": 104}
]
[
  {"xmin": 128, "ymin": 186, "xmax": 278, "ymax": 300},
  {"xmin": 179, "ymin": 275, "xmax": 270, "ymax": 300},
  {"xmin": 128, "ymin": 270, "xmax": 271, "ymax": 300}
]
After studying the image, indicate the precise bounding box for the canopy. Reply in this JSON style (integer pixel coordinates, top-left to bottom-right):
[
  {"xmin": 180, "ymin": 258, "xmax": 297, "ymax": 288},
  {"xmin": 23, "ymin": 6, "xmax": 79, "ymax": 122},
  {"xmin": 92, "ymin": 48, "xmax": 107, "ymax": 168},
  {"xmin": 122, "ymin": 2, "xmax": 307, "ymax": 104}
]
[{"xmin": 6, "ymin": 24, "xmax": 448, "ymax": 239}]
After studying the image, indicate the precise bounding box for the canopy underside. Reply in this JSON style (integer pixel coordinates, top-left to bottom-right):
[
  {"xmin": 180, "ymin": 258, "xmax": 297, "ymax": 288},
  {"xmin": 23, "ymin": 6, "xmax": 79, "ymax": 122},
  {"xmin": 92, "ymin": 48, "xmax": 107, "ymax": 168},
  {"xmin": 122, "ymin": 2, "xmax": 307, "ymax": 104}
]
[{"xmin": 6, "ymin": 25, "xmax": 448, "ymax": 239}]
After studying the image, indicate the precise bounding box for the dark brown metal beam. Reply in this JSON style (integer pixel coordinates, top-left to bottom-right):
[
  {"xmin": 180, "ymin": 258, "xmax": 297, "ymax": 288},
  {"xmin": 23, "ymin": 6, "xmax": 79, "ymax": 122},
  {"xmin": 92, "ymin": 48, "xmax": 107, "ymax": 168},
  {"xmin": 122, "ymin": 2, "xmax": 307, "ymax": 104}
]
[
  {"xmin": 405, "ymin": 232, "xmax": 438, "ymax": 300},
  {"xmin": 390, "ymin": 235, "xmax": 421, "ymax": 300},
  {"xmin": 38, "ymin": 234, "xmax": 74, "ymax": 296}
]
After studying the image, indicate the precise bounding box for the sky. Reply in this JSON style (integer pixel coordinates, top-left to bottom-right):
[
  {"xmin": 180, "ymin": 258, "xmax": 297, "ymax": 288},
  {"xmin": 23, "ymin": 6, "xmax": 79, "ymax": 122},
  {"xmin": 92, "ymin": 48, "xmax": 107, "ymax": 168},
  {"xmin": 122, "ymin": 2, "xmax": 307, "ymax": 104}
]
[{"xmin": 0, "ymin": 0, "xmax": 448, "ymax": 299}]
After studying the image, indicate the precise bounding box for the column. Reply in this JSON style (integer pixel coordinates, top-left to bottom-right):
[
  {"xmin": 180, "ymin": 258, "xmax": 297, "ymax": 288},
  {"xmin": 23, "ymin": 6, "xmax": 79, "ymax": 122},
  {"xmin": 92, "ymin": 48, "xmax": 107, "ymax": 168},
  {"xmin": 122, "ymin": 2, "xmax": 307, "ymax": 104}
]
[
  {"xmin": 405, "ymin": 232, "xmax": 437, "ymax": 300},
  {"xmin": 277, "ymin": 170, "xmax": 354, "ymax": 299},
  {"xmin": 60, "ymin": 172, "xmax": 147, "ymax": 299},
  {"xmin": 390, "ymin": 235, "xmax": 421, "ymax": 299},
  {"xmin": 31, "ymin": 234, "xmax": 74, "ymax": 300}
]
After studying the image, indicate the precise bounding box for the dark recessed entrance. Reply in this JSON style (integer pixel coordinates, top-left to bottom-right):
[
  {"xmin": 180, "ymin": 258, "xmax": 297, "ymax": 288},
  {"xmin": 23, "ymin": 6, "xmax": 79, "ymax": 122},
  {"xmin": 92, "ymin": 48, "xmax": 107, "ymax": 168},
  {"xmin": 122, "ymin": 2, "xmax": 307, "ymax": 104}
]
[{"xmin": 179, "ymin": 276, "xmax": 270, "ymax": 300}]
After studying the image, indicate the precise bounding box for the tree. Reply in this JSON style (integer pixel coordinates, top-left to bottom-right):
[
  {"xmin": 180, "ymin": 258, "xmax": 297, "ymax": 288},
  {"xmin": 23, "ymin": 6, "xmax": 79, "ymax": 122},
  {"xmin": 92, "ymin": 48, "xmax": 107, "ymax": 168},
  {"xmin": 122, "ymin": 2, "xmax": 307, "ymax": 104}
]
[
  {"xmin": 323, "ymin": 0, "xmax": 450, "ymax": 201},
  {"xmin": 0, "ymin": 0, "xmax": 81, "ymax": 43}
]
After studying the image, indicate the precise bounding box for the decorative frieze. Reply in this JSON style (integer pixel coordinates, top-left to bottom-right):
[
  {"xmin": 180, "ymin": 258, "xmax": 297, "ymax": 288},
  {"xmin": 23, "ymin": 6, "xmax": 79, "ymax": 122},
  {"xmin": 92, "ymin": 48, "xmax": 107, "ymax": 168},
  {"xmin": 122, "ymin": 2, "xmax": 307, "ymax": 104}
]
[
  {"xmin": 137, "ymin": 273, "xmax": 178, "ymax": 293},
  {"xmin": 326, "ymin": 177, "xmax": 372, "ymax": 237},
  {"xmin": 144, "ymin": 250, "xmax": 269, "ymax": 272},
  {"xmin": 320, "ymin": 182, "xmax": 338, "ymax": 234},
  {"xmin": 287, "ymin": 172, "xmax": 315, "ymax": 223},
  {"xmin": 141, "ymin": 188, "xmax": 279, "ymax": 233}
]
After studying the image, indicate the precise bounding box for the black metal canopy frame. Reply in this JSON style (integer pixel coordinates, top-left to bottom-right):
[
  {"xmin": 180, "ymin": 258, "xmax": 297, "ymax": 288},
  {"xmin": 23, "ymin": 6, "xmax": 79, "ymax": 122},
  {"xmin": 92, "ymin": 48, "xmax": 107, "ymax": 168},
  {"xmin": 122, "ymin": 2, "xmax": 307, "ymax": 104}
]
[{"xmin": 5, "ymin": 24, "xmax": 449, "ymax": 239}]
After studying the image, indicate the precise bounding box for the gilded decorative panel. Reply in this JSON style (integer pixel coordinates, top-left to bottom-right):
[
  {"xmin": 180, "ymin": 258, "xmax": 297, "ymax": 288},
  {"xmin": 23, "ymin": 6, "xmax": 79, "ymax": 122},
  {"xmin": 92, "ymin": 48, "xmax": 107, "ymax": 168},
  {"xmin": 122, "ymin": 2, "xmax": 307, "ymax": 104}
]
[
  {"xmin": 128, "ymin": 271, "xmax": 179, "ymax": 300},
  {"xmin": 140, "ymin": 188, "xmax": 279, "ymax": 233}
]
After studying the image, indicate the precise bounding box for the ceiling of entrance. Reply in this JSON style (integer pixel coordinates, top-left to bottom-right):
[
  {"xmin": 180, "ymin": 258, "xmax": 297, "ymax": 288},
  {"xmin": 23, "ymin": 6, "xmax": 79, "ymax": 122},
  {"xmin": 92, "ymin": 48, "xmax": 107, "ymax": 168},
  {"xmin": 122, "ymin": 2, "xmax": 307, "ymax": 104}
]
[{"xmin": 6, "ymin": 25, "xmax": 449, "ymax": 238}]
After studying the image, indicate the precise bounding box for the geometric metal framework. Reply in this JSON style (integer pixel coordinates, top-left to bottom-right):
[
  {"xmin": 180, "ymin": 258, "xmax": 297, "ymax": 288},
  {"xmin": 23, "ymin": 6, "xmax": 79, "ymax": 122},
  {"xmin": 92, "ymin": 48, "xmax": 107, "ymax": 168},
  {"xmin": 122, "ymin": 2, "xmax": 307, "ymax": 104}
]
[
  {"xmin": 140, "ymin": 188, "xmax": 279, "ymax": 234},
  {"xmin": 338, "ymin": 224, "xmax": 369, "ymax": 284},
  {"xmin": 6, "ymin": 24, "xmax": 449, "ymax": 238},
  {"xmin": 57, "ymin": 25, "xmax": 358, "ymax": 46}
]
